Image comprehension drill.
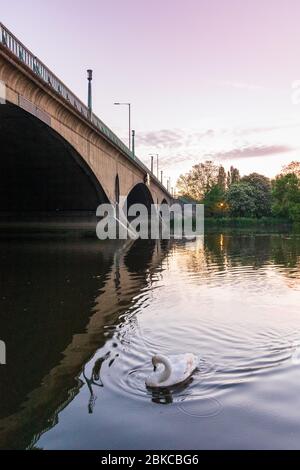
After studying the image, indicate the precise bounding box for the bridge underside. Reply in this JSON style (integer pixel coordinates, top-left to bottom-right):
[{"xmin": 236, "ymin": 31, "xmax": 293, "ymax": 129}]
[
  {"xmin": 0, "ymin": 103, "xmax": 108, "ymax": 219},
  {"xmin": 126, "ymin": 183, "xmax": 154, "ymax": 211}
]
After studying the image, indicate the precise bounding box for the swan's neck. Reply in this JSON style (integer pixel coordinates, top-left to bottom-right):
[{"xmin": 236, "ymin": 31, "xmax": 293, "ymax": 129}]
[{"xmin": 156, "ymin": 355, "xmax": 172, "ymax": 383}]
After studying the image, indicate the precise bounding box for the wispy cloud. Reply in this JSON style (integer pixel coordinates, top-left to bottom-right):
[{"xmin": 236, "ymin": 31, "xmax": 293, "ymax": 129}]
[
  {"xmin": 138, "ymin": 124, "xmax": 297, "ymax": 150},
  {"xmin": 232, "ymin": 123, "xmax": 300, "ymax": 137},
  {"xmin": 137, "ymin": 128, "xmax": 215, "ymax": 149},
  {"xmin": 204, "ymin": 144, "xmax": 293, "ymax": 161},
  {"xmin": 138, "ymin": 124, "xmax": 298, "ymax": 180},
  {"xmin": 153, "ymin": 145, "xmax": 293, "ymax": 169}
]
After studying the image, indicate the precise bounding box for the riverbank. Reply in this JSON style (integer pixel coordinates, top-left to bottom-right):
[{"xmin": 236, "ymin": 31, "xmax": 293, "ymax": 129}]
[{"xmin": 205, "ymin": 216, "xmax": 293, "ymax": 228}]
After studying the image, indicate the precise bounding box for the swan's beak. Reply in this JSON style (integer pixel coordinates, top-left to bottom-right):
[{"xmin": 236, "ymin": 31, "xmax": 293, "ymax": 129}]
[{"xmin": 153, "ymin": 365, "xmax": 157, "ymax": 372}]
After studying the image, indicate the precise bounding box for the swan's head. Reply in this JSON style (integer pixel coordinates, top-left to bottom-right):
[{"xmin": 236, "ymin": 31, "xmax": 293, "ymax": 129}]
[
  {"xmin": 146, "ymin": 355, "xmax": 172, "ymax": 388},
  {"xmin": 146, "ymin": 356, "xmax": 163, "ymax": 387},
  {"xmin": 152, "ymin": 355, "xmax": 158, "ymax": 371}
]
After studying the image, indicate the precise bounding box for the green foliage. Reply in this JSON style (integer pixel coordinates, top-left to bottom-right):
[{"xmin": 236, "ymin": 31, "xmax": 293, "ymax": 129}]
[
  {"xmin": 227, "ymin": 166, "xmax": 240, "ymax": 187},
  {"xmin": 217, "ymin": 166, "xmax": 227, "ymax": 192},
  {"xmin": 226, "ymin": 182, "xmax": 256, "ymax": 217},
  {"xmin": 242, "ymin": 172, "xmax": 271, "ymax": 193},
  {"xmin": 222, "ymin": 172, "xmax": 271, "ymax": 218},
  {"xmin": 241, "ymin": 173, "xmax": 272, "ymax": 217},
  {"xmin": 177, "ymin": 161, "xmax": 300, "ymax": 225},
  {"xmin": 272, "ymin": 173, "xmax": 300, "ymax": 219},
  {"xmin": 289, "ymin": 203, "xmax": 300, "ymax": 222},
  {"xmin": 203, "ymin": 184, "xmax": 227, "ymax": 217}
]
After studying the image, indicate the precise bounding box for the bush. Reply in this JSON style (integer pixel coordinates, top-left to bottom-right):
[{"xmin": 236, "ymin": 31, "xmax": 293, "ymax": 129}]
[{"xmin": 226, "ymin": 182, "xmax": 256, "ymax": 217}]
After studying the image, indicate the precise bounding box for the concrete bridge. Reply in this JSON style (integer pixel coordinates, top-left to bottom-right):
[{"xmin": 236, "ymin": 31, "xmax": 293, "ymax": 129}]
[{"xmin": 0, "ymin": 23, "xmax": 172, "ymax": 220}]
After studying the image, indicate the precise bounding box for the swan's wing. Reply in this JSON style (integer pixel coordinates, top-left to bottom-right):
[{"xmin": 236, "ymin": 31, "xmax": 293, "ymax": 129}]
[
  {"xmin": 169, "ymin": 354, "xmax": 198, "ymax": 383},
  {"xmin": 170, "ymin": 354, "xmax": 198, "ymax": 369}
]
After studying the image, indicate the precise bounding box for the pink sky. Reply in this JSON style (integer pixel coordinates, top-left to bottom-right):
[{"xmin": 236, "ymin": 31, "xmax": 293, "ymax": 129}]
[{"xmin": 2, "ymin": 0, "xmax": 300, "ymax": 189}]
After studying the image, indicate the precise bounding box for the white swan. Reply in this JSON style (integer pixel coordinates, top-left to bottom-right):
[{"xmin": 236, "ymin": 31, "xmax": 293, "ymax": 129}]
[{"xmin": 145, "ymin": 353, "xmax": 198, "ymax": 388}]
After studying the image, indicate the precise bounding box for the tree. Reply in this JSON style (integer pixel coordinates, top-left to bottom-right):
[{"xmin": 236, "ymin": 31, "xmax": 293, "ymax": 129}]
[
  {"xmin": 217, "ymin": 165, "xmax": 227, "ymax": 192},
  {"xmin": 226, "ymin": 182, "xmax": 256, "ymax": 217},
  {"xmin": 241, "ymin": 173, "xmax": 272, "ymax": 217},
  {"xmin": 289, "ymin": 204, "xmax": 300, "ymax": 222},
  {"xmin": 282, "ymin": 161, "xmax": 300, "ymax": 179},
  {"xmin": 227, "ymin": 166, "xmax": 240, "ymax": 187},
  {"xmin": 176, "ymin": 173, "xmax": 191, "ymax": 199},
  {"xmin": 177, "ymin": 160, "xmax": 219, "ymax": 200},
  {"xmin": 203, "ymin": 184, "xmax": 228, "ymax": 217},
  {"xmin": 272, "ymin": 173, "xmax": 300, "ymax": 219}
]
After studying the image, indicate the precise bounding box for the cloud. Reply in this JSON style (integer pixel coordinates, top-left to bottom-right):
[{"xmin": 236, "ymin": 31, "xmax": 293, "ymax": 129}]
[
  {"xmin": 205, "ymin": 144, "xmax": 293, "ymax": 161},
  {"xmin": 232, "ymin": 123, "xmax": 300, "ymax": 137},
  {"xmin": 137, "ymin": 123, "xmax": 298, "ymax": 150},
  {"xmin": 146, "ymin": 144, "xmax": 294, "ymax": 171},
  {"xmin": 137, "ymin": 128, "xmax": 214, "ymax": 148},
  {"xmin": 138, "ymin": 125, "xmax": 297, "ymax": 175}
]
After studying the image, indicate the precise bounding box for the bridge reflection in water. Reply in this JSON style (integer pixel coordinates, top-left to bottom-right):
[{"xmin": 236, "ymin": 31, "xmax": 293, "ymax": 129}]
[{"xmin": 0, "ymin": 238, "xmax": 171, "ymax": 449}]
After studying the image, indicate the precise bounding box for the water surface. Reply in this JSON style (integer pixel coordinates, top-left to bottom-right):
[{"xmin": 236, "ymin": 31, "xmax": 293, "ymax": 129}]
[{"xmin": 1, "ymin": 232, "xmax": 300, "ymax": 449}]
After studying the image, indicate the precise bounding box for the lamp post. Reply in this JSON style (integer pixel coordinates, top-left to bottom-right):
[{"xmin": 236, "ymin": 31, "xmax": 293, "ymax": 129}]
[
  {"xmin": 132, "ymin": 130, "xmax": 135, "ymax": 159},
  {"xmin": 167, "ymin": 178, "xmax": 171, "ymax": 192},
  {"xmin": 149, "ymin": 154, "xmax": 159, "ymax": 178},
  {"xmin": 87, "ymin": 69, "xmax": 93, "ymax": 119},
  {"xmin": 114, "ymin": 102, "xmax": 131, "ymax": 150}
]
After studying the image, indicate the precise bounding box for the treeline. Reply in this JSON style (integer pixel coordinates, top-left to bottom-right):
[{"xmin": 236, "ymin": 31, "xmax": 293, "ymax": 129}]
[{"xmin": 177, "ymin": 161, "xmax": 300, "ymax": 222}]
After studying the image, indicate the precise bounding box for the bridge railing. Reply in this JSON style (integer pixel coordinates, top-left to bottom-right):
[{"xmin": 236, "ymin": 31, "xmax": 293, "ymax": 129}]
[{"xmin": 0, "ymin": 23, "xmax": 167, "ymax": 191}]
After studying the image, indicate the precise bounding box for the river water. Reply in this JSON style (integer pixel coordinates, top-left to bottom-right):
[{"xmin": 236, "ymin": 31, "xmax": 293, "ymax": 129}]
[{"xmin": 1, "ymin": 231, "xmax": 300, "ymax": 449}]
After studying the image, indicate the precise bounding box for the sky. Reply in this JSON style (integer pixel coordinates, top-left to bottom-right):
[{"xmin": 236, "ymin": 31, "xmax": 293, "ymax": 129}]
[{"xmin": 2, "ymin": 0, "xmax": 300, "ymax": 189}]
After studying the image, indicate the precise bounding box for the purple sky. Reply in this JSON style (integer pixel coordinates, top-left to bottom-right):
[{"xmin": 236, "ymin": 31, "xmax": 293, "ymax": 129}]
[{"xmin": 2, "ymin": 0, "xmax": 300, "ymax": 188}]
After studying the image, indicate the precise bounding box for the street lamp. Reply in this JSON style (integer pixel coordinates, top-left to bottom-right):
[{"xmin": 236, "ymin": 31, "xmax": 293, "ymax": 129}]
[
  {"xmin": 167, "ymin": 178, "xmax": 171, "ymax": 192},
  {"xmin": 132, "ymin": 130, "xmax": 135, "ymax": 159},
  {"xmin": 149, "ymin": 154, "xmax": 159, "ymax": 178},
  {"xmin": 87, "ymin": 69, "xmax": 93, "ymax": 118},
  {"xmin": 114, "ymin": 102, "xmax": 131, "ymax": 150}
]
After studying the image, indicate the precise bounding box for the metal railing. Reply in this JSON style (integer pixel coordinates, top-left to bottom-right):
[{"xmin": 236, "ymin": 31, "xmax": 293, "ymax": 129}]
[{"xmin": 0, "ymin": 23, "xmax": 167, "ymax": 191}]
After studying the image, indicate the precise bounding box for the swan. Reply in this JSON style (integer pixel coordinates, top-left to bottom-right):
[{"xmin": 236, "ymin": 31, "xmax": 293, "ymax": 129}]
[{"xmin": 145, "ymin": 353, "xmax": 198, "ymax": 388}]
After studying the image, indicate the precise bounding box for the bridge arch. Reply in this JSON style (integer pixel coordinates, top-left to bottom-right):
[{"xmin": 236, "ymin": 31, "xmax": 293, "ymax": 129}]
[
  {"xmin": 0, "ymin": 102, "xmax": 109, "ymax": 216},
  {"xmin": 126, "ymin": 183, "xmax": 154, "ymax": 212}
]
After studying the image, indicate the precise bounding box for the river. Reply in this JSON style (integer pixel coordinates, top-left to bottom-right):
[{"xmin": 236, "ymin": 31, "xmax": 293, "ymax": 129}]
[{"xmin": 1, "ymin": 230, "xmax": 300, "ymax": 449}]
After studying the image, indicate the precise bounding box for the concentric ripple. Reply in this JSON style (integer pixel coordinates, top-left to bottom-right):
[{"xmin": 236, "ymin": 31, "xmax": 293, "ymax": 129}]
[
  {"xmin": 178, "ymin": 396, "xmax": 223, "ymax": 418},
  {"xmin": 83, "ymin": 235, "xmax": 300, "ymax": 425}
]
